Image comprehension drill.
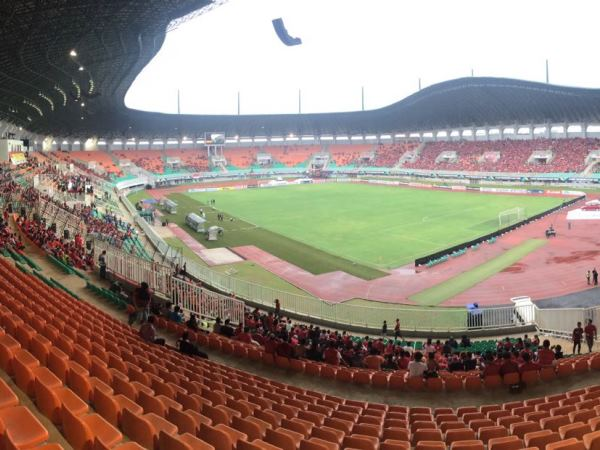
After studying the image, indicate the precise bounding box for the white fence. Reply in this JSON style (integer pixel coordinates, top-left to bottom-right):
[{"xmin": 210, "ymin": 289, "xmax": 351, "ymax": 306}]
[
  {"xmin": 95, "ymin": 240, "xmax": 245, "ymax": 325},
  {"xmin": 170, "ymin": 276, "xmax": 245, "ymax": 325},
  {"xmin": 95, "ymin": 239, "xmax": 546, "ymax": 333}
]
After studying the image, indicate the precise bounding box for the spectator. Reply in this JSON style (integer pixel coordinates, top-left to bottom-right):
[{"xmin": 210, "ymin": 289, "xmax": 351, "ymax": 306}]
[
  {"xmin": 573, "ymin": 321, "xmax": 584, "ymax": 355},
  {"xmin": 480, "ymin": 352, "xmax": 500, "ymax": 378},
  {"xmin": 407, "ymin": 352, "xmax": 427, "ymax": 379},
  {"xmin": 499, "ymin": 352, "xmax": 519, "ymax": 377},
  {"xmin": 519, "ymin": 352, "xmax": 539, "ymax": 374},
  {"xmin": 186, "ymin": 313, "xmax": 199, "ymax": 331},
  {"xmin": 323, "ymin": 342, "xmax": 344, "ymax": 366},
  {"xmin": 220, "ymin": 319, "xmax": 234, "ymax": 338},
  {"xmin": 98, "ymin": 250, "xmax": 107, "ymax": 279},
  {"xmin": 585, "ymin": 319, "xmax": 597, "ymax": 353},
  {"xmin": 424, "ymin": 352, "xmax": 440, "ymax": 378},
  {"xmin": 364, "ymin": 348, "xmax": 384, "ymax": 370},
  {"xmin": 537, "ymin": 340, "xmax": 555, "ymax": 366},
  {"xmin": 139, "ymin": 316, "xmax": 165, "ymax": 345},
  {"xmin": 177, "ymin": 331, "xmax": 207, "ymax": 358},
  {"xmin": 128, "ymin": 281, "xmax": 150, "ymax": 325}
]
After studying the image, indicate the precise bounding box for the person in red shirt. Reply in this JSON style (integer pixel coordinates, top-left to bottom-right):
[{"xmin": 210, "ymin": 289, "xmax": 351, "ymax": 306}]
[
  {"xmin": 585, "ymin": 319, "xmax": 597, "ymax": 353},
  {"xmin": 323, "ymin": 343, "xmax": 344, "ymax": 366},
  {"xmin": 364, "ymin": 349, "xmax": 384, "ymax": 370},
  {"xmin": 236, "ymin": 326, "xmax": 253, "ymax": 344},
  {"xmin": 536, "ymin": 339, "xmax": 555, "ymax": 366},
  {"xmin": 519, "ymin": 352, "xmax": 540, "ymax": 374},
  {"xmin": 499, "ymin": 352, "xmax": 519, "ymax": 377},
  {"xmin": 480, "ymin": 353, "xmax": 500, "ymax": 378}
]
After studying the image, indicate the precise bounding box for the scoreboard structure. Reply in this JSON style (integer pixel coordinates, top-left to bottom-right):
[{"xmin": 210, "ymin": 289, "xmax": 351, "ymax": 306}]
[{"xmin": 204, "ymin": 132, "xmax": 226, "ymax": 169}]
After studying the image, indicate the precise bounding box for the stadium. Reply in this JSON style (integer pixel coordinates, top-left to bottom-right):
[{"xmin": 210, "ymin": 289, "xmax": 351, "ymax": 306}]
[{"xmin": 0, "ymin": 1, "xmax": 599, "ymax": 449}]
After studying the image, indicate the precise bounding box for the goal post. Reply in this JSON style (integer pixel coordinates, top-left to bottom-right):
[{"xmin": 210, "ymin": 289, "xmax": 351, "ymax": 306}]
[{"xmin": 498, "ymin": 207, "xmax": 526, "ymax": 228}]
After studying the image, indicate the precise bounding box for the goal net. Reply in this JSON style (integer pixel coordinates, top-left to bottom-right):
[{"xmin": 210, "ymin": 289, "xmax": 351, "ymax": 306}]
[{"xmin": 498, "ymin": 207, "xmax": 526, "ymax": 228}]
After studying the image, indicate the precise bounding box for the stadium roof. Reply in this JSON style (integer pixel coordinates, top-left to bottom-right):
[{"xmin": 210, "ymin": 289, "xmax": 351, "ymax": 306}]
[{"xmin": 3, "ymin": 1, "xmax": 600, "ymax": 138}]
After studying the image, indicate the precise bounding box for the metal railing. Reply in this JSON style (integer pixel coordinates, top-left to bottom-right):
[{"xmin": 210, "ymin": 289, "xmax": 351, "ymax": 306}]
[{"xmin": 95, "ymin": 239, "xmax": 544, "ymax": 333}]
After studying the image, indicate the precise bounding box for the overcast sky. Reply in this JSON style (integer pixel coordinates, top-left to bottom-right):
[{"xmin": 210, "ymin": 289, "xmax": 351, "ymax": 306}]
[{"xmin": 125, "ymin": 0, "xmax": 600, "ymax": 115}]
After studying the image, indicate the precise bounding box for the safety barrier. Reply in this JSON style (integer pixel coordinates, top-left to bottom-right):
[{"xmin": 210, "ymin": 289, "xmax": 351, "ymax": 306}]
[
  {"xmin": 94, "ymin": 240, "xmax": 245, "ymax": 325},
  {"xmin": 170, "ymin": 276, "xmax": 245, "ymax": 326},
  {"xmin": 94, "ymin": 239, "xmax": 545, "ymax": 333}
]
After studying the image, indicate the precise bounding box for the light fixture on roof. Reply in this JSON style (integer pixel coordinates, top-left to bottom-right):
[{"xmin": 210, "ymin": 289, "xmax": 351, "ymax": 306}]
[
  {"xmin": 81, "ymin": 116, "xmax": 84, "ymax": 120},
  {"xmin": 70, "ymin": 49, "xmax": 77, "ymax": 57},
  {"xmin": 80, "ymin": 102, "xmax": 85, "ymax": 107},
  {"xmin": 78, "ymin": 66, "xmax": 84, "ymax": 71}
]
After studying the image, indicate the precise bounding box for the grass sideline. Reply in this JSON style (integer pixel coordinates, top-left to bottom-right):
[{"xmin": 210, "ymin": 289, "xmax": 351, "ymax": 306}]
[
  {"xmin": 179, "ymin": 183, "xmax": 562, "ymax": 269},
  {"xmin": 409, "ymin": 239, "xmax": 547, "ymax": 306},
  {"xmin": 163, "ymin": 236, "xmax": 312, "ymax": 296}
]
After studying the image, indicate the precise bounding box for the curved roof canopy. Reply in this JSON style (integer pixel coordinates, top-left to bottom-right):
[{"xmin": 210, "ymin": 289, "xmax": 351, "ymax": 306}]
[{"xmin": 2, "ymin": 1, "xmax": 600, "ymax": 138}]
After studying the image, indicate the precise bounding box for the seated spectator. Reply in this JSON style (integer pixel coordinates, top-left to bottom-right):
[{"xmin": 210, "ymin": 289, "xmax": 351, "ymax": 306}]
[
  {"xmin": 407, "ymin": 351, "xmax": 427, "ymax": 378},
  {"xmin": 139, "ymin": 316, "xmax": 165, "ymax": 345},
  {"xmin": 169, "ymin": 305, "xmax": 184, "ymax": 323},
  {"xmin": 177, "ymin": 331, "xmax": 208, "ymax": 359},
  {"xmin": 448, "ymin": 355, "xmax": 464, "ymax": 372},
  {"xmin": 276, "ymin": 338, "xmax": 294, "ymax": 358},
  {"xmin": 160, "ymin": 302, "xmax": 173, "ymax": 318},
  {"xmin": 519, "ymin": 352, "xmax": 539, "ymax": 374},
  {"xmin": 213, "ymin": 317, "xmax": 222, "ymax": 334},
  {"xmin": 186, "ymin": 313, "xmax": 199, "ymax": 331},
  {"xmin": 537, "ymin": 339, "xmax": 555, "ymax": 366},
  {"xmin": 235, "ymin": 326, "xmax": 253, "ymax": 344},
  {"xmin": 553, "ymin": 345, "xmax": 564, "ymax": 360},
  {"xmin": 463, "ymin": 352, "xmax": 477, "ymax": 371},
  {"xmin": 323, "ymin": 342, "xmax": 344, "ymax": 366},
  {"xmin": 397, "ymin": 351, "xmax": 410, "ymax": 370},
  {"xmin": 460, "ymin": 335, "xmax": 471, "ymax": 347},
  {"xmin": 220, "ymin": 319, "xmax": 234, "ymax": 338},
  {"xmin": 364, "ymin": 348, "xmax": 384, "ymax": 370},
  {"xmin": 499, "ymin": 352, "xmax": 519, "ymax": 377},
  {"xmin": 480, "ymin": 352, "xmax": 500, "ymax": 378},
  {"xmin": 381, "ymin": 354, "xmax": 398, "ymax": 370},
  {"xmin": 424, "ymin": 352, "xmax": 440, "ymax": 378}
]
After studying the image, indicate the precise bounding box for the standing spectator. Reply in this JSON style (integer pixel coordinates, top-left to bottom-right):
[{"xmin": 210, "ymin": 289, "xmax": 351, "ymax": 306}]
[
  {"xmin": 587, "ymin": 270, "xmax": 591, "ymax": 285},
  {"xmin": 585, "ymin": 319, "xmax": 597, "ymax": 353},
  {"xmin": 394, "ymin": 318, "xmax": 401, "ymax": 339},
  {"xmin": 573, "ymin": 322, "xmax": 584, "ymax": 355},
  {"xmin": 98, "ymin": 250, "xmax": 107, "ymax": 279},
  {"xmin": 381, "ymin": 320, "xmax": 387, "ymax": 337},
  {"xmin": 129, "ymin": 281, "xmax": 151, "ymax": 325},
  {"xmin": 274, "ymin": 299, "xmax": 281, "ymax": 318},
  {"xmin": 593, "ymin": 268, "xmax": 598, "ymax": 286}
]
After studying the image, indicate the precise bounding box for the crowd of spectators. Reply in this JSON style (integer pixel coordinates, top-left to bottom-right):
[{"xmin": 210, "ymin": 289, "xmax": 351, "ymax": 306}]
[
  {"xmin": 173, "ymin": 305, "xmax": 590, "ymax": 382},
  {"xmin": 16, "ymin": 215, "xmax": 92, "ymax": 269},
  {"xmin": 0, "ymin": 155, "xmax": 145, "ymax": 267},
  {"xmin": 402, "ymin": 138, "xmax": 598, "ymax": 173},
  {"xmin": 374, "ymin": 142, "xmax": 421, "ymax": 167}
]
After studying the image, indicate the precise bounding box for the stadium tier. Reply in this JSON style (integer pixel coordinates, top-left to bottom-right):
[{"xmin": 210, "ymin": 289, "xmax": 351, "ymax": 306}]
[
  {"xmin": 43, "ymin": 138, "xmax": 600, "ymax": 179},
  {"xmin": 399, "ymin": 138, "xmax": 597, "ymax": 173},
  {"xmin": 0, "ymin": 255, "xmax": 599, "ymax": 450}
]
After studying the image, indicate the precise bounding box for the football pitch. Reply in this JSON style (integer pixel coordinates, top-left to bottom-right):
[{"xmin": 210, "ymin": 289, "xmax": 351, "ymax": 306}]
[{"xmin": 167, "ymin": 183, "xmax": 564, "ymax": 278}]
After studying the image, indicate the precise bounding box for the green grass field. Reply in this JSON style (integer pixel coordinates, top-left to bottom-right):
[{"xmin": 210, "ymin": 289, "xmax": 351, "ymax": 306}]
[
  {"xmin": 164, "ymin": 183, "xmax": 563, "ymax": 276},
  {"xmin": 409, "ymin": 239, "xmax": 547, "ymax": 306}
]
